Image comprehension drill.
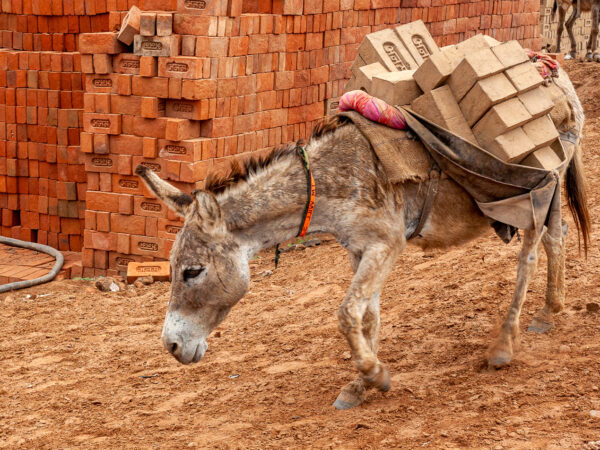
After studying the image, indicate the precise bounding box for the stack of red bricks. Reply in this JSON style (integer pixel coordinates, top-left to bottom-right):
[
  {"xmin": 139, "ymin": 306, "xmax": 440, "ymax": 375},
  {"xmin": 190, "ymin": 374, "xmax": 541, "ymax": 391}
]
[
  {"xmin": 0, "ymin": 1, "xmax": 133, "ymax": 271},
  {"xmin": 1, "ymin": 0, "xmax": 543, "ymax": 277}
]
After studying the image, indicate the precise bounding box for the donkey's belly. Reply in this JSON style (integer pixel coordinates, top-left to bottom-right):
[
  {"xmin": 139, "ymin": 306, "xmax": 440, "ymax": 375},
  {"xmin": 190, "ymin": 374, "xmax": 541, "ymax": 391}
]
[{"xmin": 411, "ymin": 179, "xmax": 489, "ymax": 250}]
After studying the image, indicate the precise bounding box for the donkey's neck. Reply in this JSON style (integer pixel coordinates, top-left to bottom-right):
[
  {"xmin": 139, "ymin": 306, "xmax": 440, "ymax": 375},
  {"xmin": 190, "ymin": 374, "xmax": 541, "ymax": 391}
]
[{"xmin": 216, "ymin": 149, "xmax": 318, "ymax": 256}]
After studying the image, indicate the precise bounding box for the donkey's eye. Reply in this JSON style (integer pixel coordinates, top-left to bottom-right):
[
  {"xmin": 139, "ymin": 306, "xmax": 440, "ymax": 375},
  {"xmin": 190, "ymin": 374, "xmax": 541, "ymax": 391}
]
[{"xmin": 183, "ymin": 267, "xmax": 205, "ymax": 281}]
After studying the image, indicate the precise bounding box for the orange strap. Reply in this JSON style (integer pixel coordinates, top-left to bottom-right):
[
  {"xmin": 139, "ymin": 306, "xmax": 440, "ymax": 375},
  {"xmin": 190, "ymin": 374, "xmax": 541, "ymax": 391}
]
[{"xmin": 297, "ymin": 146, "xmax": 315, "ymax": 237}]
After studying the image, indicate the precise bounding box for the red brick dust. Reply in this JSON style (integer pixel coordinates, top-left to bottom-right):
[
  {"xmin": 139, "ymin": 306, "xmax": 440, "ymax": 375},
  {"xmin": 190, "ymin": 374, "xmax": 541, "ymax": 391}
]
[{"xmin": 1, "ymin": 63, "xmax": 600, "ymax": 448}]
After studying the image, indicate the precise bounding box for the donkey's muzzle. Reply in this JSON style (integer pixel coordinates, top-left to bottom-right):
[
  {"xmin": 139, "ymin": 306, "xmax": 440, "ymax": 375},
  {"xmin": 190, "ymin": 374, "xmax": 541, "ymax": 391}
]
[{"xmin": 161, "ymin": 311, "xmax": 208, "ymax": 364}]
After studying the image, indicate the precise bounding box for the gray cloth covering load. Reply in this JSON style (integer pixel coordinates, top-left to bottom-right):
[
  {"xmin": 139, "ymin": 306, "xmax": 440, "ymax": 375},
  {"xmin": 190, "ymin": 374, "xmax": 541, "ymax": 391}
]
[{"xmin": 338, "ymin": 108, "xmax": 573, "ymax": 240}]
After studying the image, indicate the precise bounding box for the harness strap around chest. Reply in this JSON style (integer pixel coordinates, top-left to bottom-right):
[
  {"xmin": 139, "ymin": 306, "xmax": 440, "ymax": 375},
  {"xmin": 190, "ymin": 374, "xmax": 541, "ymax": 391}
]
[{"xmin": 274, "ymin": 145, "xmax": 315, "ymax": 268}]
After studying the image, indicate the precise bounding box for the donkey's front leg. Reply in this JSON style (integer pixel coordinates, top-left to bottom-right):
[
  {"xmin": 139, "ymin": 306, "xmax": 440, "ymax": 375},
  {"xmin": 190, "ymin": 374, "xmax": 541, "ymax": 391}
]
[
  {"xmin": 335, "ymin": 242, "xmax": 402, "ymax": 409},
  {"xmin": 334, "ymin": 291, "xmax": 381, "ymax": 410},
  {"xmin": 489, "ymin": 229, "xmax": 544, "ymax": 368}
]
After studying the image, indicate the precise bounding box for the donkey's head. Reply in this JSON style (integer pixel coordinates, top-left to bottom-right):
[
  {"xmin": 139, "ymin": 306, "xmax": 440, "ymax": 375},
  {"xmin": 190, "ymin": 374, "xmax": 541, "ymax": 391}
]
[{"xmin": 135, "ymin": 165, "xmax": 250, "ymax": 364}]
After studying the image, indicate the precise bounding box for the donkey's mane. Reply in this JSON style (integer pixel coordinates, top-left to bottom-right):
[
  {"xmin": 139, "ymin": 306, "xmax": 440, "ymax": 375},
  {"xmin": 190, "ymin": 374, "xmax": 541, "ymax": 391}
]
[{"xmin": 204, "ymin": 115, "xmax": 351, "ymax": 194}]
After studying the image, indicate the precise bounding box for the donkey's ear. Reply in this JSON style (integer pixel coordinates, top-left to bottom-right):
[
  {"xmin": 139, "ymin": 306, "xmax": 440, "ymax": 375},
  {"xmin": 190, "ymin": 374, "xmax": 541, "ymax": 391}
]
[
  {"xmin": 193, "ymin": 190, "xmax": 226, "ymax": 234},
  {"xmin": 135, "ymin": 165, "xmax": 193, "ymax": 217}
]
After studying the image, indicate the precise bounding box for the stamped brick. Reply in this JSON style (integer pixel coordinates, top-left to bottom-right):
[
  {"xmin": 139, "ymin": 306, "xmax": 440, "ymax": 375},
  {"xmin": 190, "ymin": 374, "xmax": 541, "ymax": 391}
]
[
  {"xmin": 358, "ymin": 28, "xmax": 417, "ymax": 72},
  {"xmin": 133, "ymin": 195, "xmax": 168, "ymax": 218},
  {"xmin": 176, "ymin": 0, "xmax": 227, "ymax": 15},
  {"xmin": 134, "ymin": 35, "xmax": 180, "ymax": 57},
  {"xmin": 85, "ymin": 74, "xmax": 119, "ymax": 94},
  {"xmin": 394, "ymin": 19, "xmax": 440, "ymax": 66},
  {"xmin": 166, "ymin": 99, "xmax": 203, "ymax": 120},
  {"xmin": 85, "ymin": 154, "xmax": 118, "ymax": 173},
  {"xmin": 127, "ymin": 261, "xmax": 171, "ymax": 283},
  {"xmin": 158, "ymin": 56, "xmax": 203, "ymax": 78},
  {"xmin": 157, "ymin": 138, "xmax": 206, "ymax": 161},
  {"xmin": 83, "ymin": 113, "xmax": 122, "ymax": 135},
  {"xmin": 113, "ymin": 55, "xmax": 141, "ymax": 75}
]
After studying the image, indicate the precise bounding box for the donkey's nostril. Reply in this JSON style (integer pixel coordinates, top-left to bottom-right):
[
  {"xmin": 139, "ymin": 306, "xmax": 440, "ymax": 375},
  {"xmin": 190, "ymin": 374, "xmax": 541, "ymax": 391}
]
[{"xmin": 170, "ymin": 342, "xmax": 178, "ymax": 354}]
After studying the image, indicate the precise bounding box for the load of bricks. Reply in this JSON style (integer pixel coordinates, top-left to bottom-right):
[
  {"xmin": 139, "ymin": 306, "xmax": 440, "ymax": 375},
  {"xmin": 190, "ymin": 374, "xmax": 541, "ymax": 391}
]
[{"xmin": 344, "ymin": 20, "xmax": 563, "ymax": 170}]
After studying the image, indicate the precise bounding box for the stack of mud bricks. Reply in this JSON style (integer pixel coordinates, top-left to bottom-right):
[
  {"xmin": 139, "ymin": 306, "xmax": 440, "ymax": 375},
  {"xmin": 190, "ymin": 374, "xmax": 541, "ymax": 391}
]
[
  {"xmin": 539, "ymin": 0, "xmax": 593, "ymax": 55},
  {"xmin": 345, "ymin": 21, "xmax": 562, "ymax": 170},
  {"xmin": 1, "ymin": 0, "xmax": 544, "ymax": 277}
]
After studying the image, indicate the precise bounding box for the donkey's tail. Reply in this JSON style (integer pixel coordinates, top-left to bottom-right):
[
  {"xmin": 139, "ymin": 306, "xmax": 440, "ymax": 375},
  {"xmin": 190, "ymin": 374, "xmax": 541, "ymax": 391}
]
[
  {"xmin": 552, "ymin": 0, "xmax": 558, "ymax": 20},
  {"xmin": 565, "ymin": 145, "xmax": 591, "ymax": 256}
]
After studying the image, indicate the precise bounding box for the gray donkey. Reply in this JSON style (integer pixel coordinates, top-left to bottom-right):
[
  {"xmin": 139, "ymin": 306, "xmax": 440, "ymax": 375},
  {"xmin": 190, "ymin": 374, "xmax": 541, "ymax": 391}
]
[
  {"xmin": 554, "ymin": 0, "xmax": 600, "ymax": 61},
  {"xmin": 136, "ymin": 71, "xmax": 589, "ymax": 409}
]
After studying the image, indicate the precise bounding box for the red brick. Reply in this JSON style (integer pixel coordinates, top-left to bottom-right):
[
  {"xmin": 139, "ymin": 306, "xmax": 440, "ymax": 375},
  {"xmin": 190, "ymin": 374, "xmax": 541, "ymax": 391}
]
[{"xmin": 79, "ymin": 33, "xmax": 126, "ymax": 54}]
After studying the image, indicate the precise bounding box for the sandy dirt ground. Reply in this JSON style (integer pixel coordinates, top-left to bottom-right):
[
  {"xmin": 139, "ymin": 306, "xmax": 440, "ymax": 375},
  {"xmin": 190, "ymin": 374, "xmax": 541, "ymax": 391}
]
[{"xmin": 2, "ymin": 63, "xmax": 600, "ymax": 449}]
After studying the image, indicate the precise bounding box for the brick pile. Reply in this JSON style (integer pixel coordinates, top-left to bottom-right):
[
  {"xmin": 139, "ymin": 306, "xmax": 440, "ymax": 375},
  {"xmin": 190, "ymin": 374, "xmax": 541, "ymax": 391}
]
[
  {"xmin": 0, "ymin": 2, "xmax": 133, "ymax": 277},
  {"xmin": 346, "ymin": 23, "xmax": 563, "ymax": 169},
  {"xmin": 0, "ymin": 0, "xmax": 544, "ymax": 277}
]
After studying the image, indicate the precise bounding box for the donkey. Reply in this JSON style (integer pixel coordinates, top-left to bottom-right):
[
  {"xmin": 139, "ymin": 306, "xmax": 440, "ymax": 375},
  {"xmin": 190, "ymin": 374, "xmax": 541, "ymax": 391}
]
[
  {"xmin": 554, "ymin": 0, "xmax": 600, "ymax": 61},
  {"xmin": 136, "ymin": 72, "xmax": 589, "ymax": 410}
]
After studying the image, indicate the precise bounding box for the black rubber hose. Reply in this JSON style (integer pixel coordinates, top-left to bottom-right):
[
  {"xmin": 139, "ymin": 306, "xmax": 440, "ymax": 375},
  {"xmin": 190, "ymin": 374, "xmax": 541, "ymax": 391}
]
[{"xmin": 0, "ymin": 236, "xmax": 64, "ymax": 293}]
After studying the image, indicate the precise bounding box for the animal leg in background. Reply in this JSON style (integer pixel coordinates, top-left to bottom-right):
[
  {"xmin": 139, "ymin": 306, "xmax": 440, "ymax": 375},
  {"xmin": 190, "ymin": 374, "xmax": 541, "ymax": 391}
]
[
  {"xmin": 488, "ymin": 229, "xmax": 545, "ymax": 368},
  {"xmin": 565, "ymin": 4, "xmax": 580, "ymax": 58},
  {"xmin": 588, "ymin": 3, "xmax": 600, "ymax": 61},
  {"xmin": 336, "ymin": 241, "xmax": 403, "ymax": 408},
  {"xmin": 556, "ymin": 1, "xmax": 570, "ymax": 54}
]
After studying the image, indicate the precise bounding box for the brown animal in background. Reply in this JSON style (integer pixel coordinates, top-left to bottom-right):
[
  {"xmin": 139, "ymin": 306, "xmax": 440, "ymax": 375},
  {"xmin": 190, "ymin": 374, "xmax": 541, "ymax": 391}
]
[
  {"xmin": 136, "ymin": 70, "xmax": 589, "ymax": 410},
  {"xmin": 554, "ymin": 0, "xmax": 600, "ymax": 61}
]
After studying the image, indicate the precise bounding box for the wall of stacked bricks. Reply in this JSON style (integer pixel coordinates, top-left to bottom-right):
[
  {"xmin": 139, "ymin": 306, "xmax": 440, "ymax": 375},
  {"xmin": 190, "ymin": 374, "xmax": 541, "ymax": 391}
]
[
  {"xmin": 0, "ymin": 0, "xmax": 542, "ymax": 278},
  {"xmin": 539, "ymin": 0, "xmax": 593, "ymax": 54}
]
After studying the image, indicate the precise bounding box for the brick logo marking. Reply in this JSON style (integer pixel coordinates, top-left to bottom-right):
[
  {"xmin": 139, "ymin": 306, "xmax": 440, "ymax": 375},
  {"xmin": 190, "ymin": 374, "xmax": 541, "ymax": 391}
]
[
  {"xmin": 140, "ymin": 161, "xmax": 161, "ymax": 171},
  {"xmin": 184, "ymin": 0, "xmax": 206, "ymax": 8},
  {"xmin": 121, "ymin": 60, "xmax": 140, "ymax": 69},
  {"xmin": 141, "ymin": 202, "xmax": 162, "ymax": 212},
  {"xmin": 138, "ymin": 265, "xmax": 162, "ymax": 273},
  {"xmin": 138, "ymin": 241, "xmax": 159, "ymax": 251},
  {"xmin": 165, "ymin": 145, "xmax": 187, "ymax": 154},
  {"xmin": 172, "ymin": 102, "xmax": 193, "ymax": 112},
  {"xmin": 92, "ymin": 157, "xmax": 113, "ymax": 167},
  {"xmin": 93, "ymin": 78, "xmax": 113, "ymax": 87},
  {"xmin": 91, "ymin": 119, "xmax": 111, "ymax": 128},
  {"xmin": 116, "ymin": 257, "xmax": 134, "ymax": 267},
  {"xmin": 166, "ymin": 62, "xmax": 189, "ymax": 72},
  {"xmin": 165, "ymin": 225, "xmax": 182, "ymax": 234},
  {"xmin": 383, "ymin": 42, "xmax": 410, "ymax": 70},
  {"xmin": 119, "ymin": 179, "xmax": 139, "ymax": 188},
  {"xmin": 412, "ymin": 35, "xmax": 433, "ymax": 60},
  {"xmin": 141, "ymin": 41, "xmax": 163, "ymax": 50}
]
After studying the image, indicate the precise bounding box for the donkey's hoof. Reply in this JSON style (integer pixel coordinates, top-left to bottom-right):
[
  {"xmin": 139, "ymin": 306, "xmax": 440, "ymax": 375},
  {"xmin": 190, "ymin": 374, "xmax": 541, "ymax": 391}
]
[
  {"xmin": 586, "ymin": 52, "xmax": 594, "ymax": 62},
  {"xmin": 528, "ymin": 317, "xmax": 554, "ymax": 334},
  {"xmin": 333, "ymin": 381, "xmax": 365, "ymax": 410},
  {"xmin": 488, "ymin": 350, "xmax": 512, "ymax": 369},
  {"xmin": 594, "ymin": 52, "xmax": 600, "ymax": 62},
  {"xmin": 364, "ymin": 364, "xmax": 390, "ymax": 392}
]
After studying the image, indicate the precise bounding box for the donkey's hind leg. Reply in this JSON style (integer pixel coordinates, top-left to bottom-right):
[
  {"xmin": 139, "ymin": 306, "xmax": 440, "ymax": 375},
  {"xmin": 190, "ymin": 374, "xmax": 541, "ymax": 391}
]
[
  {"xmin": 489, "ymin": 229, "xmax": 544, "ymax": 368},
  {"xmin": 529, "ymin": 220, "xmax": 568, "ymax": 333}
]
